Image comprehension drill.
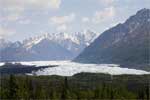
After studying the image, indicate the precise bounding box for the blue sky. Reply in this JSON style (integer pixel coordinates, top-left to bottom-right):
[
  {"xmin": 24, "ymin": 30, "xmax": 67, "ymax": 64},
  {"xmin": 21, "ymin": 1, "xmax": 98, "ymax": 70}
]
[{"xmin": 0, "ymin": 0, "xmax": 150, "ymax": 41}]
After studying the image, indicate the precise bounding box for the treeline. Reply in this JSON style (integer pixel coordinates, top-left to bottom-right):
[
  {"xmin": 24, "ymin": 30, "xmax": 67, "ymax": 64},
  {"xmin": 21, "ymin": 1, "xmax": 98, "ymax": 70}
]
[{"xmin": 0, "ymin": 73, "xmax": 150, "ymax": 99}]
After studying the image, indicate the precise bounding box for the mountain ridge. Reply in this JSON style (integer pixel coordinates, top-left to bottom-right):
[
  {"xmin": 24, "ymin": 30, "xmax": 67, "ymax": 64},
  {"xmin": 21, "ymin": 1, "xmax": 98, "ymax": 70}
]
[
  {"xmin": 74, "ymin": 8, "xmax": 150, "ymax": 67},
  {"xmin": 0, "ymin": 30, "xmax": 98, "ymax": 61}
]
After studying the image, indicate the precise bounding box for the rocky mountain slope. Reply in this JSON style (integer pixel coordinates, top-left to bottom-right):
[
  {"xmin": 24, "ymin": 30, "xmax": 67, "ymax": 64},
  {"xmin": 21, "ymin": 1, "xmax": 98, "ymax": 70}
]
[{"xmin": 74, "ymin": 8, "xmax": 150, "ymax": 66}]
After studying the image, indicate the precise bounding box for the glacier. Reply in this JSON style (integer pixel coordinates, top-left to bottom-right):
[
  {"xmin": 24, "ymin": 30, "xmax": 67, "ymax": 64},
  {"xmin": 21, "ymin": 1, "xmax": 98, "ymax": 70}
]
[{"xmin": 0, "ymin": 61, "xmax": 149, "ymax": 76}]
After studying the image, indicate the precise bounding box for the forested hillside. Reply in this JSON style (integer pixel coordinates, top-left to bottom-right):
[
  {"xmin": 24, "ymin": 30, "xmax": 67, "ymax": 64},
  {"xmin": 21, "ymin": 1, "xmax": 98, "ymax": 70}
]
[{"xmin": 0, "ymin": 73, "xmax": 149, "ymax": 99}]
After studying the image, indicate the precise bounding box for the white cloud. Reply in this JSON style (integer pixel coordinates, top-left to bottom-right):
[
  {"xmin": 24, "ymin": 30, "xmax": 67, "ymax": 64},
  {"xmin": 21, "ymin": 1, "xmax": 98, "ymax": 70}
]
[
  {"xmin": 18, "ymin": 19, "xmax": 31, "ymax": 24},
  {"xmin": 50, "ymin": 13, "xmax": 75, "ymax": 32},
  {"xmin": 1, "ymin": 12, "xmax": 28, "ymax": 23},
  {"xmin": 0, "ymin": 27, "xmax": 15, "ymax": 38},
  {"xmin": 56, "ymin": 24, "xmax": 67, "ymax": 32},
  {"xmin": 92, "ymin": 7, "xmax": 115, "ymax": 24},
  {"xmin": 49, "ymin": 0, "xmax": 61, "ymax": 9},
  {"xmin": 1, "ymin": 0, "xmax": 62, "ymax": 22},
  {"xmin": 0, "ymin": 0, "xmax": 61, "ymax": 13},
  {"xmin": 98, "ymin": 0, "xmax": 114, "ymax": 5},
  {"xmin": 82, "ymin": 17, "xmax": 90, "ymax": 23},
  {"xmin": 50, "ymin": 13, "xmax": 76, "ymax": 25},
  {"xmin": 5, "ymin": 13, "xmax": 21, "ymax": 21}
]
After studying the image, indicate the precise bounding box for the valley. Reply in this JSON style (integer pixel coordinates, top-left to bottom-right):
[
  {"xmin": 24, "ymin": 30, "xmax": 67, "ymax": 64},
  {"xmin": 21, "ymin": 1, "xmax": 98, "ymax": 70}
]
[{"xmin": 0, "ymin": 61, "xmax": 149, "ymax": 76}]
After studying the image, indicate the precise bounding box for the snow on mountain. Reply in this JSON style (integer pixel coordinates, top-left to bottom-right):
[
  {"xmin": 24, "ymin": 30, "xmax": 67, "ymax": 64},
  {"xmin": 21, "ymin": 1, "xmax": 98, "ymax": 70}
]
[
  {"xmin": 23, "ymin": 30, "xmax": 98, "ymax": 56},
  {"xmin": 0, "ymin": 39, "xmax": 12, "ymax": 60},
  {"xmin": 0, "ymin": 39, "xmax": 11, "ymax": 49},
  {"xmin": 0, "ymin": 30, "xmax": 98, "ymax": 61}
]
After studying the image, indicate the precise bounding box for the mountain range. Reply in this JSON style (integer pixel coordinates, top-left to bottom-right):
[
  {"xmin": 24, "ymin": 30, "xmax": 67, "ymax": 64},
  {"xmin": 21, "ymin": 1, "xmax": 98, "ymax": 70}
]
[
  {"xmin": 1, "ymin": 8, "xmax": 149, "ymax": 68},
  {"xmin": 74, "ymin": 8, "xmax": 150, "ymax": 67},
  {"xmin": 0, "ymin": 30, "xmax": 98, "ymax": 61}
]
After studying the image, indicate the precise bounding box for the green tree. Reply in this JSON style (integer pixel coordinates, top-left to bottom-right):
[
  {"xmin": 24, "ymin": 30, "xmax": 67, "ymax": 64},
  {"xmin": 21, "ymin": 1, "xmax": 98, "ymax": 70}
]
[
  {"xmin": 34, "ymin": 83, "xmax": 46, "ymax": 99},
  {"xmin": 101, "ymin": 82, "xmax": 107, "ymax": 99},
  {"xmin": 145, "ymin": 83, "xmax": 149, "ymax": 100},
  {"xmin": 8, "ymin": 75, "xmax": 18, "ymax": 99},
  {"xmin": 110, "ymin": 87, "xmax": 114, "ymax": 100},
  {"xmin": 94, "ymin": 86, "xmax": 102, "ymax": 99},
  {"xmin": 61, "ymin": 77, "xmax": 69, "ymax": 100}
]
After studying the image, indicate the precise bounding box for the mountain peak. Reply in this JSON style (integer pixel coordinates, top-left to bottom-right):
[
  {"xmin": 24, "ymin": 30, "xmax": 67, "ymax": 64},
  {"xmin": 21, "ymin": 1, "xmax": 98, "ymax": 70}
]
[
  {"xmin": 136, "ymin": 8, "xmax": 150, "ymax": 15},
  {"xmin": 126, "ymin": 8, "xmax": 150, "ymax": 24},
  {"xmin": 43, "ymin": 33, "xmax": 50, "ymax": 38},
  {"xmin": 1, "ymin": 30, "xmax": 98, "ymax": 61},
  {"xmin": 74, "ymin": 8, "xmax": 150, "ymax": 66}
]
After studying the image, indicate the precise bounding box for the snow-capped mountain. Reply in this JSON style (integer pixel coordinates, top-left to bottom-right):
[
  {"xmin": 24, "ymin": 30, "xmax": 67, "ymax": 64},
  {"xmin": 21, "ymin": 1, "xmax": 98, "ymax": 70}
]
[
  {"xmin": 0, "ymin": 30, "xmax": 98, "ymax": 61},
  {"xmin": 0, "ymin": 39, "xmax": 11, "ymax": 60},
  {"xmin": 23, "ymin": 30, "xmax": 97, "ymax": 56},
  {"xmin": 0, "ymin": 39, "xmax": 11, "ymax": 50}
]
